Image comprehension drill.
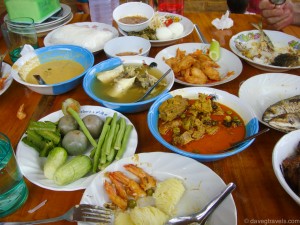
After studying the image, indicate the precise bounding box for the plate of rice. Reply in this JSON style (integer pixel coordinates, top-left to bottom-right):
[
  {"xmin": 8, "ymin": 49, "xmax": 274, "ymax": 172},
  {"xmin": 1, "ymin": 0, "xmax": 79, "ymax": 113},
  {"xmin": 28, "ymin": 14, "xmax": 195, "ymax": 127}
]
[
  {"xmin": 79, "ymin": 152, "xmax": 237, "ymax": 225},
  {"xmin": 118, "ymin": 12, "xmax": 194, "ymax": 47}
]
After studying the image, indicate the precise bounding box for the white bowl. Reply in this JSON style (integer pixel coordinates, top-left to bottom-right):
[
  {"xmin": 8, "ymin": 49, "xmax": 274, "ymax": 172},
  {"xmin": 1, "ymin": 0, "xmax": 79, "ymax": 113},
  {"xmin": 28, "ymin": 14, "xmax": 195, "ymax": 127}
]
[
  {"xmin": 11, "ymin": 45, "xmax": 94, "ymax": 95},
  {"xmin": 104, "ymin": 36, "xmax": 151, "ymax": 58},
  {"xmin": 113, "ymin": 2, "xmax": 154, "ymax": 32},
  {"xmin": 272, "ymin": 129, "xmax": 300, "ymax": 205}
]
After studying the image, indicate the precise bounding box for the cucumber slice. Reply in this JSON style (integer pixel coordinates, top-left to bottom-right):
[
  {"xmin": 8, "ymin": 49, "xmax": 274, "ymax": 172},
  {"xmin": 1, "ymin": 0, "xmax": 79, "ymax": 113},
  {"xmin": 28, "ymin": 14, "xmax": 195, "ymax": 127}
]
[{"xmin": 209, "ymin": 39, "xmax": 220, "ymax": 61}]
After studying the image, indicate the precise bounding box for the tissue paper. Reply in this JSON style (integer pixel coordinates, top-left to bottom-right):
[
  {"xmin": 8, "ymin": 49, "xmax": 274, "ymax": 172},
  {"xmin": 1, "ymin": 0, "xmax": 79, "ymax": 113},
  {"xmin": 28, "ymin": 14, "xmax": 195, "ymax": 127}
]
[{"xmin": 212, "ymin": 11, "xmax": 234, "ymax": 30}]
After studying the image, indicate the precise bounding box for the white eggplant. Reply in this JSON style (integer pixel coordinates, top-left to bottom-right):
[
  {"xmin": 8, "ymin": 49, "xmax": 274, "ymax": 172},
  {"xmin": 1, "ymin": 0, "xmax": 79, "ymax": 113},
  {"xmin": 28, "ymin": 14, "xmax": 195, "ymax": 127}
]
[{"xmin": 96, "ymin": 65, "xmax": 124, "ymax": 83}]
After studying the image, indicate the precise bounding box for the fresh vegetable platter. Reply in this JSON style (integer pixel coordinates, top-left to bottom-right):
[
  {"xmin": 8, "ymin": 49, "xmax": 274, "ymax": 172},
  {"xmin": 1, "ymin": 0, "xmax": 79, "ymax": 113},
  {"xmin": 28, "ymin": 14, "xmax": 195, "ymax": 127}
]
[{"xmin": 16, "ymin": 105, "xmax": 138, "ymax": 191}]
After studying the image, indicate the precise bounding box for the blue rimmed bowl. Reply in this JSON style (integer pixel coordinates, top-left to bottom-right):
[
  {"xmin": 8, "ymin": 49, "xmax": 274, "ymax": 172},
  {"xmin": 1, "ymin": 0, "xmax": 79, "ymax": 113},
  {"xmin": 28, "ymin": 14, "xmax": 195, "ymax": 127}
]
[
  {"xmin": 83, "ymin": 56, "xmax": 174, "ymax": 113},
  {"xmin": 11, "ymin": 45, "xmax": 94, "ymax": 95},
  {"xmin": 147, "ymin": 87, "xmax": 259, "ymax": 162}
]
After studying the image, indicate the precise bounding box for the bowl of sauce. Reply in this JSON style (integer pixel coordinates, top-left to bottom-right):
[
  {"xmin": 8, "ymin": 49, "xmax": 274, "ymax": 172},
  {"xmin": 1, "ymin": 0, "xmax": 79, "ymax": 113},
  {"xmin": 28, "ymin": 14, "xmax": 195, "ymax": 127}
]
[
  {"xmin": 113, "ymin": 2, "xmax": 154, "ymax": 32},
  {"xmin": 11, "ymin": 45, "xmax": 94, "ymax": 95}
]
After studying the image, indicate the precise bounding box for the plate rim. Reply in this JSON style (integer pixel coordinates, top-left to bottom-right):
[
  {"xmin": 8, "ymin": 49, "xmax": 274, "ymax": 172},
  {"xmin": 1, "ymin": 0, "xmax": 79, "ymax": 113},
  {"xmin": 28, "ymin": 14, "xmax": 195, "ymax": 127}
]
[
  {"xmin": 16, "ymin": 105, "xmax": 138, "ymax": 191},
  {"xmin": 0, "ymin": 62, "xmax": 13, "ymax": 96}
]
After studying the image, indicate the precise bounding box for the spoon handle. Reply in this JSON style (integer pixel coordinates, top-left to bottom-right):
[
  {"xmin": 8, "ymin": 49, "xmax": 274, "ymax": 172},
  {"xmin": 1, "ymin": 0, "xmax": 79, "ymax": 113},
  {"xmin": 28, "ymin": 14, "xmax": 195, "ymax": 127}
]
[
  {"xmin": 136, "ymin": 68, "xmax": 171, "ymax": 102},
  {"xmin": 194, "ymin": 24, "xmax": 208, "ymax": 44}
]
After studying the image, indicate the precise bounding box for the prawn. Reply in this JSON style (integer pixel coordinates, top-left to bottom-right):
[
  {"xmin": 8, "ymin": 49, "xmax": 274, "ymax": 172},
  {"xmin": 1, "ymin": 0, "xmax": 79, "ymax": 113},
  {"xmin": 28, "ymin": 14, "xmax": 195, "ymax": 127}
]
[
  {"xmin": 109, "ymin": 171, "xmax": 146, "ymax": 198},
  {"xmin": 200, "ymin": 61, "xmax": 220, "ymax": 81},
  {"xmin": 184, "ymin": 67, "xmax": 208, "ymax": 84},
  {"xmin": 104, "ymin": 180, "xmax": 127, "ymax": 211},
  {"xmin": 108, "ymin": 172, "xmax": 128, "ymax": 200},
  {"xmin": 123, "ymin": 164, "xmax": 156, "ymax": 192}
]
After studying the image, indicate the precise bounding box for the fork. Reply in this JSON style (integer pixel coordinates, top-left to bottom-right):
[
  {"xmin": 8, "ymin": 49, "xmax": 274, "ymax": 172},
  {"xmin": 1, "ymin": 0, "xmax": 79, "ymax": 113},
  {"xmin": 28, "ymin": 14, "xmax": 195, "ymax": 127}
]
[
  {"xmin": 0, "ymin": 204, "xmax": 113, "ymax": 225},
  {"xmin": 165, "ymin": 182, "xmax": 236, "ymax": 225}
]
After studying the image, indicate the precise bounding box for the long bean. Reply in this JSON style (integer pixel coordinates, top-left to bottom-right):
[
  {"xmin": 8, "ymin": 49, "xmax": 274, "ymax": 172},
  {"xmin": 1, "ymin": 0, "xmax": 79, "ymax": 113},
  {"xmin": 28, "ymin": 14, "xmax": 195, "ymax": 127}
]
[
  {"xmin": 100, "ymin": 126, "xmax": 111, "ymax": 164},
  {"xmin": 115, "ymin": 125, "xmax": 133, "ymax": 160},
  {"xmin": 104, "ymin": 113, "xmax": 118, "ymax": 156},
  {"xmin": 114, "ymin": 117, "xmax": 126, "ymax": 150}
]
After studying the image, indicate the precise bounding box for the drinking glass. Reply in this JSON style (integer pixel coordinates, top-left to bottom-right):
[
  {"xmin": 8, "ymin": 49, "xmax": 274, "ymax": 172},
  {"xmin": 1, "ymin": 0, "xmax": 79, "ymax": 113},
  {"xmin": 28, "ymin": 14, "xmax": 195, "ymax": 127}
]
[
  {"xmin": 4, "ymin": 17, "xmax": 38, "ymax": 63},
  {"xmin": 227, "ymin": 0, "xmax": 249, "ymax": 14},
  {"xmin": 157, "ymin": 0, "xmax": 184, "ymax": 15},
  {"xmin": 0, "ymin": 133, "xmax": 28, "ymax": 218}
]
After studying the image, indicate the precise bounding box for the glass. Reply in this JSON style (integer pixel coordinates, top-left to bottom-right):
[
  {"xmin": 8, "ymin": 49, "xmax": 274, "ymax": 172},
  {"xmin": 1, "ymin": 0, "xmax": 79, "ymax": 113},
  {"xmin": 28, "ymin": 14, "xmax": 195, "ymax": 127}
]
[
  {"xmin": 157, "ymin": 0, "xmax": 184, "ymax": 15},
  {"xmin": 4, "ymin": 17, "xmax": 38, "ymax": 63},
  {"xmin": 0, "ymin": 133, "xmax": 28, "ymax": 218},
  {"xmin": 89, "ymin": 0, "xmax": 119, "ymax": 25},
  {"xmin": 227, "ymin": 0, "xmax": 249, "ymax": 14}
]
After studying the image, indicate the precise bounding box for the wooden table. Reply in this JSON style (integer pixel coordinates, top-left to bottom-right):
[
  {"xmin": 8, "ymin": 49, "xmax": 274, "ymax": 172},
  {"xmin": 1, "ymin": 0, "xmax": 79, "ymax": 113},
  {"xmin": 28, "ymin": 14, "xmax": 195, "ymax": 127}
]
[{"xmin": 0, "ymin": 12, "xmax": 299, "ymax": 225}]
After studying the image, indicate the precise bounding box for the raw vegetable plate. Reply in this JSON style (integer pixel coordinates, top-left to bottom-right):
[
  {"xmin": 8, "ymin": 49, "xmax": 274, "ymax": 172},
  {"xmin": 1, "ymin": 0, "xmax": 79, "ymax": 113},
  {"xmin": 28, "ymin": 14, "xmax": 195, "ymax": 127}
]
[
  {"xmin": 155, "ymin": 43, "xmax": 243, "ymax": 86},
  {"xmin": 79, "ymin": 152, "xmax": 237, "ymax": 225},
  {"xmin": 118, "ymin": 12, "xmax": 194, "ymax": 47},
  {"xmin": 16, "ymin": 106, "xmax": 138, "ymax": 191}
]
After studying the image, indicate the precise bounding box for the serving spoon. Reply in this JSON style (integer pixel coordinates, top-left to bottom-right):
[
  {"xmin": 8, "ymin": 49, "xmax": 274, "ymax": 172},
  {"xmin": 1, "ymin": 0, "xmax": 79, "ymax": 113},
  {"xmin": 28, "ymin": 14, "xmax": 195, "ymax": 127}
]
[
  {"xmin": 33, "ymin": 75, "xmax": 47, "ymax": 85},
  {"xmin": 135, "ymin": 68, "xmax": 171, "ymax": 102},
  {"xmin": 223, "ymin": 128, "xmax": 270, "ymax": 152}
]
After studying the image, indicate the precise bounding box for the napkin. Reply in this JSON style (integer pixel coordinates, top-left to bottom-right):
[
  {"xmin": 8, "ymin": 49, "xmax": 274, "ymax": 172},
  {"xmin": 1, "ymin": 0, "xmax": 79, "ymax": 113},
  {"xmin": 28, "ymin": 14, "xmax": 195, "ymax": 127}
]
[{"xmin": 211, "ymin": 11, "xmax": 234, "ymax": 30}]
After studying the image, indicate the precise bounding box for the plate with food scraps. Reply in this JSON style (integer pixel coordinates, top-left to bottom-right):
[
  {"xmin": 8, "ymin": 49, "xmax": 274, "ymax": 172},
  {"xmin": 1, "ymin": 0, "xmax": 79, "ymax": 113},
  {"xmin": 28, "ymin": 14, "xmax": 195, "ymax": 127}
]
[
  {"xmin": 229, "ymin": 30, "xmax": 300, "ymax": 72},
  {"xmin": 79, "ymin": 152, "xmax": 237, "ymax": 225},
  {"xmin": 16, "ymin": 105, "xmax": 138, "ymax": 191},
  {"xmin": 118, "ymin": 12, "xmax": 194, "ymax": 47},
  {"xmin": 44, "ymin": 22, "xmax": 119, "ymax": 53},
  {"xmin": 238, "ymin": 73, "xmax": 300, "ymax": 133},
  {"xmin": 155, "ymin": 43, "xmax": 243, "ymax": 86},
  {"xmin": 0, "ymin": 62, "xmax": 13, "ymax": 96}
]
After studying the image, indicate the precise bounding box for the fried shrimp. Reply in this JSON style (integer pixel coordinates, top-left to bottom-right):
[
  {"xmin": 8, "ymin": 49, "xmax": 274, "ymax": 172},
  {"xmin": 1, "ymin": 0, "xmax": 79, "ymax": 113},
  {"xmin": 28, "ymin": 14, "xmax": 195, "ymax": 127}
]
[
  {"xmin": 108, "ymin": 172, "xmax": 128, "ymax": 200},
  {"xmin": 184, "ymin": 67, "xmax": 208, "ymax": 84},
  {"xmin": 124, "ymin": 164, "xmax": 156, "ymax": 192},
  {"xmin": 110, "ymin": 171, "xmax": 146, "ymax": 198},
  {"xmin": 104, "ymin": 180, "xmax": 128, "ymax": 211}
]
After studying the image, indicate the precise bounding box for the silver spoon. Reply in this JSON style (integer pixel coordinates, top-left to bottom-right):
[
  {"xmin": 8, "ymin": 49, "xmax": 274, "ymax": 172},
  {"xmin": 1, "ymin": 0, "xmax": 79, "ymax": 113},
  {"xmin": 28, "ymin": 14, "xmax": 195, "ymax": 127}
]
[
  {"xmin": 33, "ymin": 75, "xmax": 47, "ymax": 85},
  {"xmin": 135, "ymin": 68, "xmax": 172, "ymax": 102},
  {"xmin": 223, "ymin": 128, "xmax": 270, "ymax": 152},
  {"xmin": 165, "ymin": 183, "xmax": 236, "ymax": 225}
]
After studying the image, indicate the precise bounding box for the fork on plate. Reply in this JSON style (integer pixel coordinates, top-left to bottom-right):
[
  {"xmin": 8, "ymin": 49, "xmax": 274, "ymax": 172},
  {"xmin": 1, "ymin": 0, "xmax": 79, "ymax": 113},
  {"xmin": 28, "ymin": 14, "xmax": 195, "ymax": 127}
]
[{"xmin": 1, "ymin": 204, "xmax": 113, "ymax": 225}]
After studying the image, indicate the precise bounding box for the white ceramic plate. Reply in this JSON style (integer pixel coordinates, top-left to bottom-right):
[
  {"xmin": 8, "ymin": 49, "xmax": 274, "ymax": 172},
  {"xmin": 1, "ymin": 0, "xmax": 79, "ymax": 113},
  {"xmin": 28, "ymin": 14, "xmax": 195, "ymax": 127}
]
[
  {"xmin": 16, "ymin": 106, "xmax": 138, "ymax": 191},
  {"xmin": 272, "ymin": 129, "xmax": 300, "ymax": 205},
  {"xmin": 238, "ymin": 73, "xmax": 300, "ymax": 132},
  {"xmin": 118, "ymin": 12, "xmax": 194, "ymax": 47},
  {"xmin": 79, "ymin": 152, "xmax": 237, "ymax": 225},
  {"xmin": 155, "ymin": 43, "xmax": 243, "ymax": 86},
  {"xmin": 44, "ymin": 22, "xmax": 119, "ymax": 53},
  {"xmin": 0, "ymin": 62, "xmax": 13, "ymax": 96},
  {"xmin": 229, "ymin": 30, "xmax": 300, "ymax": 72}
]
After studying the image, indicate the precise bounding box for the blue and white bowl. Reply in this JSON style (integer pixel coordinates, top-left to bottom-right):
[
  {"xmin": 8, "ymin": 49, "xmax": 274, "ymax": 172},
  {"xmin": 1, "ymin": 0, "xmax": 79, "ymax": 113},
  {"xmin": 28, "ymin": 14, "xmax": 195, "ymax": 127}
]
[
  {"xmin": 147, "ymin": 87, "xmax": 259, "ymax": 162},
  {"xmin": 11, "ymin": 45, "xmax": 94, "ymax": 95},
  {"xmin": 83, "ymin": 56, "xmax": 174, "ymax": 113}
]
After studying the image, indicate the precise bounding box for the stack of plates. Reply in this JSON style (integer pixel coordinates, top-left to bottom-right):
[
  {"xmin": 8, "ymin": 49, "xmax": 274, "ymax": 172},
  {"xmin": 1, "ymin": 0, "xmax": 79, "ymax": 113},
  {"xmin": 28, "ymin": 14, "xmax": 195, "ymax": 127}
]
[{"xmin": 4, "ymin": 4, "xmax": 73, "ymax": 37}]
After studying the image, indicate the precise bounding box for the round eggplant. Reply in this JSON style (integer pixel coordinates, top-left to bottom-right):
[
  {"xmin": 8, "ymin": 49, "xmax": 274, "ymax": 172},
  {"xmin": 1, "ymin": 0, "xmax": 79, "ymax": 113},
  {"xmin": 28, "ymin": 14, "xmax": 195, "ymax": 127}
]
[
  {"xmin": 62, "ymin": 130, "xmax": 89, "ymax": 155},
  {"xmin": 58, "ymin": 115, "xmax": 78, "ymax": 136},
  {"xmin": 82, "ymin": 115, "xmax": 104, "ymax": 139}
]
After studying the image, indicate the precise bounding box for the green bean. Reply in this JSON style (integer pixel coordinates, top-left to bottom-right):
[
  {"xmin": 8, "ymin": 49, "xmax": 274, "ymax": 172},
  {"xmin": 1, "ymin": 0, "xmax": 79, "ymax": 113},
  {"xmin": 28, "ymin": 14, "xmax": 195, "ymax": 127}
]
[
  {"xmin": 114, "ymin": 117, "xmax": 126, "ymax": 150},
  {"xmin": 100, "ymin": 126, "xmax": 110, "ymax": 164},
  {"xmin": 93, "ymin": 117, "xmax": 112, "ymax": 172},
  {"xmin": 115, "ymin": 124, "xmax": 133, "ymax": 160},
  {"xmin": 104, "ymin": 113, "xmax": 118, "ymax": 156}
]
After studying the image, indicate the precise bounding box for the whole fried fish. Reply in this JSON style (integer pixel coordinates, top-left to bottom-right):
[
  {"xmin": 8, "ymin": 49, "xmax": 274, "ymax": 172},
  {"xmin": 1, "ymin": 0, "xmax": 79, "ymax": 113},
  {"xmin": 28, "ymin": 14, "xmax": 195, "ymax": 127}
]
[
  {"xmin": 269, "ymin": 112, "xmax": 300, "ymax": 132},
  {"xmin": 262, "ymin": 95, "xmax": 300, "ymax": 122}
]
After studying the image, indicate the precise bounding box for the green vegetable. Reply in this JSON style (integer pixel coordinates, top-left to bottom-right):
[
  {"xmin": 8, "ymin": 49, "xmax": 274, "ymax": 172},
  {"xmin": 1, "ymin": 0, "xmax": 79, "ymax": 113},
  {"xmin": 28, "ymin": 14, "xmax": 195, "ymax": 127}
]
[
  {"xmin": 115, "ymin": 124, "xmax": 133, "ymax": 160},
  {"xmin": 82, "ymin": 115, "xmax": 104, "ymax": 139},
  {"xmin": 54, "ymin": 155, "xmax": 92, "ymax": 185},
  {"xmin": 62, "ymin": 130, "xmax": 89, "ymax": 155},
  {"xmin": 62, "ymin": 98, "xmax": 97, "ymax": 148},
  {"xmin": 104, "ymin": 113, "xmax": 118, "ymax": 156},
  {"xmin": 209, "ymin": 39, "xmax": 220, "ymax": 61},
  {"xmin": 58, "ymin": 115, "xmax": 79, "ymax": 136},
  {"xmin": 44, "ymin": 147, "xmax": 68, "ymax": 180},
  {"xmin": 114, "ymin": 118, "xmax": 126, "ymax": 150}
]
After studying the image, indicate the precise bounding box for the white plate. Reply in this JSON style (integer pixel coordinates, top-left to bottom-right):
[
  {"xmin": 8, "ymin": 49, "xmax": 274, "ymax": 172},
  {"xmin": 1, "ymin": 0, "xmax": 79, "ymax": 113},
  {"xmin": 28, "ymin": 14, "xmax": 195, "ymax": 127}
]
[
  {"xmin": 238, "ymin": 73, "xmax": 300, "ymax": 131},
  {"xmin": 16, "ymin": 106, "xmax": 138, "ymax": 191},
  {"xmin": 272, "ymin": 129, "xmax": 300, "ymax": 205},
  {"xmin": 0, "ymin": 62, "xmax": 13, "ymax": 96},
  {"xmin": 44, "ymin": 22, "xmax": 119, "ymax": 53},
  {"xmin": 118, "ymin": 12, "xmax": 194, "ymax": 47},
  {"xmin": 79, "ymin": 152, "xmax": 237, "ymax": 225},
  {"xmin": 229, "ymin": 30, "xmax": 300, "ymax": 72},
  {"xmin": 155, "ymin": 43, "xmax": 243, "ymax": 86}
]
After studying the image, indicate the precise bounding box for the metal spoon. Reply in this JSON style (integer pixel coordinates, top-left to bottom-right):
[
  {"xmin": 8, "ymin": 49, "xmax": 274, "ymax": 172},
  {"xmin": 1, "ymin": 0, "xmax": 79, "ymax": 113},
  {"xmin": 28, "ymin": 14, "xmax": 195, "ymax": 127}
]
[
  {"xmin": 165, "ymin": 183, "xmax": 236, "ymax": 225},
  {"xmin": 194, "ymin": 24, "xmax": 208, "ymax": 44},
  {"xmin": 135, "ymin": 68, "xmax": 172, "ymax": 102},
  {"xmin": 223, "ymin": 128, "xmax": 270, "ymax": 152},
  {"xmin": 33, "ymin": 75, "xmax": 47, "ymax": 85}
]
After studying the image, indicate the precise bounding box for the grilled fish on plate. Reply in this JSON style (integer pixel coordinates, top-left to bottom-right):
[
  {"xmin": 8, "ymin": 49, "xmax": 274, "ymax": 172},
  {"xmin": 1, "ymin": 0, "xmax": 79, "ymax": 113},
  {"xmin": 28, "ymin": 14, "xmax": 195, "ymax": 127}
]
[{"xmin": 262, "ymin": 95, "xmax": 300, "ymax": 132}]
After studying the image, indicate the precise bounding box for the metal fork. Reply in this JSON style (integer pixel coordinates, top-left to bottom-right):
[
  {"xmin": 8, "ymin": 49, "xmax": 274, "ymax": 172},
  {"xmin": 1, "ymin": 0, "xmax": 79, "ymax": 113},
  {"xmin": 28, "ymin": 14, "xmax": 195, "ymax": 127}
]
[
  {"xmin": 0, "ymin": 204, "xmax": 113, "ymax": 225},
  {"xmin": 165, "ymin": 183, "xmax": 236, "ymax": 225}
]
